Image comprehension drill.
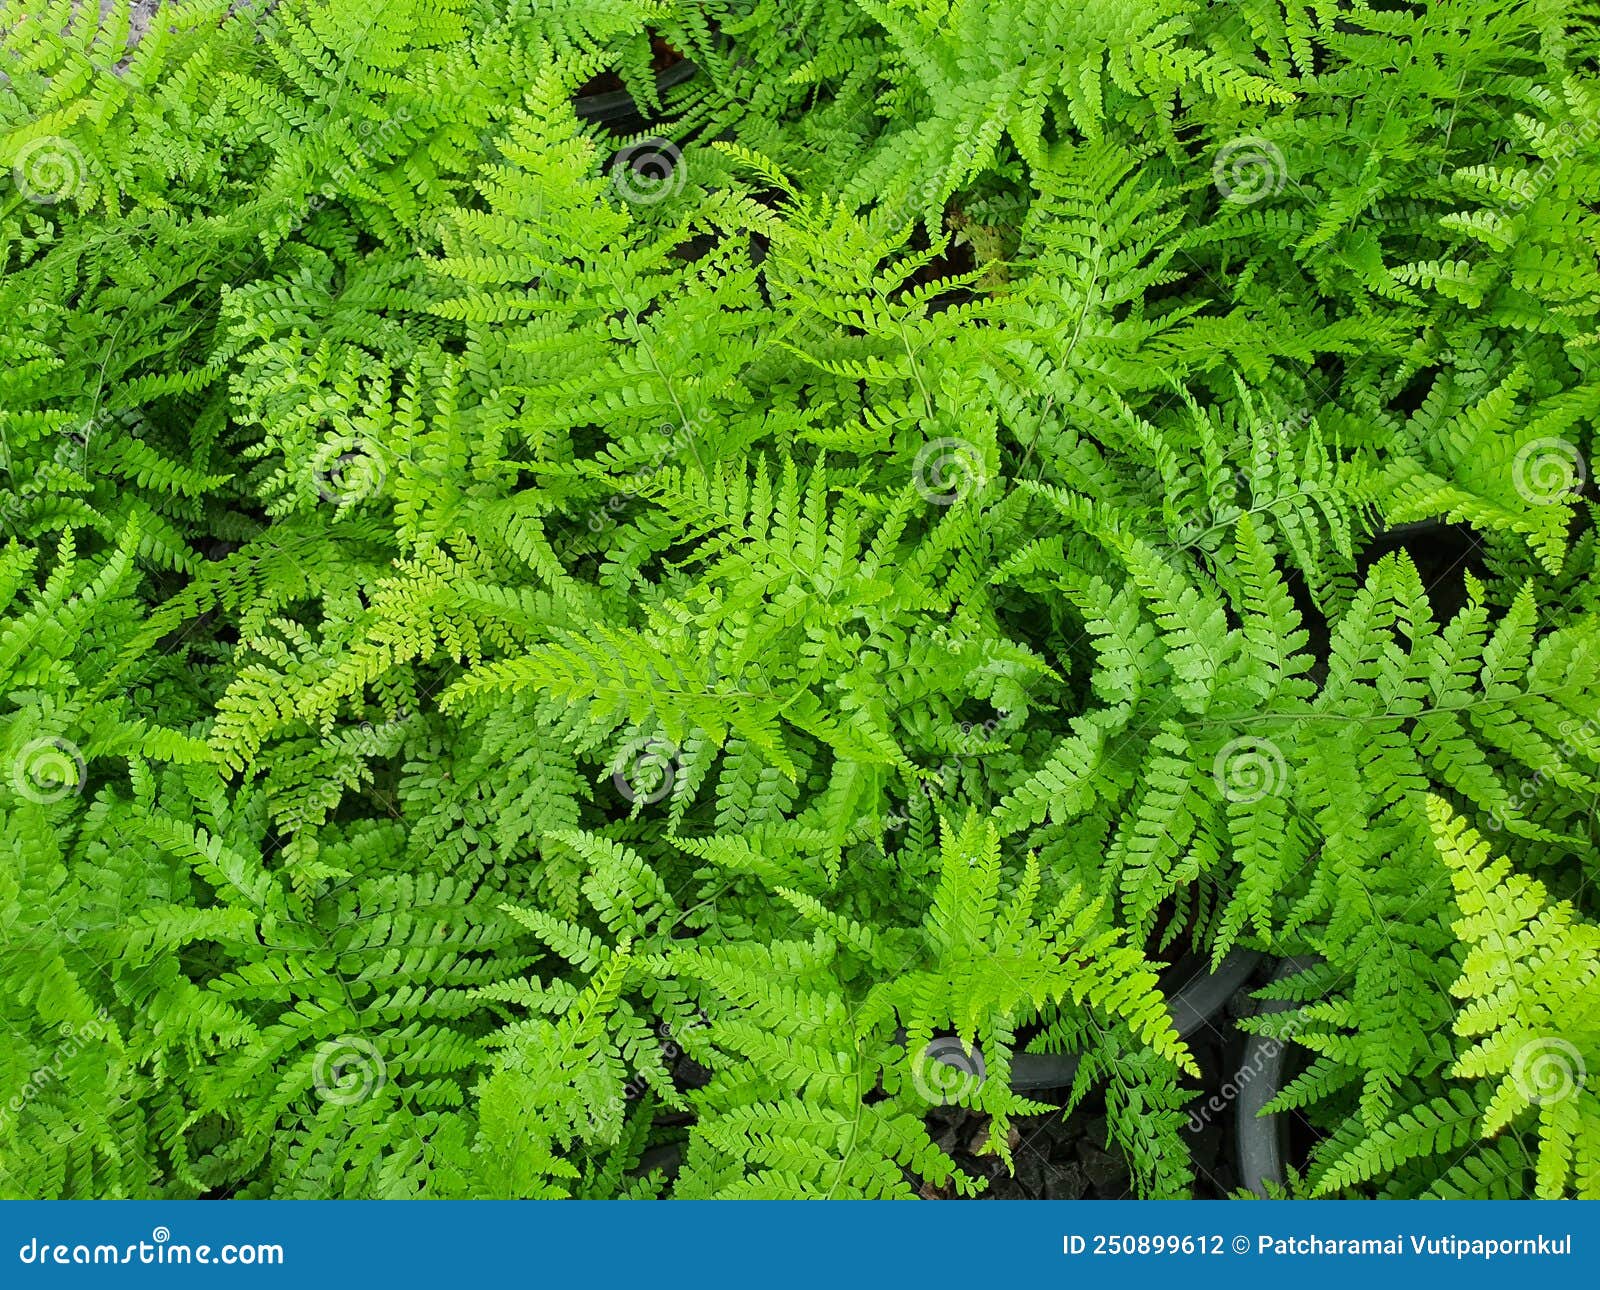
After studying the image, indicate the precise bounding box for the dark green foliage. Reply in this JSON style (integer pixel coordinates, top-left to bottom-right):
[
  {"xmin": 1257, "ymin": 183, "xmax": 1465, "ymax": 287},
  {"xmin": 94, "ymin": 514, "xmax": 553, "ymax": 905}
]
[{"xmin": 1, "ymin": 0, "xmax": 1596, "ymax": 1199}]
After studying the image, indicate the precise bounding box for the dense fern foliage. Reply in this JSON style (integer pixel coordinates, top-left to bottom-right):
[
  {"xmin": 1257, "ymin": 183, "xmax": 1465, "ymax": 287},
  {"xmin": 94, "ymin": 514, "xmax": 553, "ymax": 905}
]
[{"xmin": 1, "ymin": 0, "xmax": 1597, "ymax": 1200}]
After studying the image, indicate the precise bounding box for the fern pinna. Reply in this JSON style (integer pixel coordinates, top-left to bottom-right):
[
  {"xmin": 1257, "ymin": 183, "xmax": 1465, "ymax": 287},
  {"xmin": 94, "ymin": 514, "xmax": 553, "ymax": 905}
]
[{"xmin": 1, "ymin": 0, "xmax": 1596, "ymax": 1199}]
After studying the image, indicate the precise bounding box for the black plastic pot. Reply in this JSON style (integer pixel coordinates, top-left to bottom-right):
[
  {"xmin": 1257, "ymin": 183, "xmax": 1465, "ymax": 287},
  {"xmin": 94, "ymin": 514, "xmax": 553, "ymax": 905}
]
[
  {"xmin": 574, "ymin": 59, "xmax": 699, "ymax": 130},
  {"xmin": 1010, "ymin": 949, "xmax": 1261, "ymax": 1090},
  {"xmin": 1234, "ymin": 956, "xmax": 1319, "ymax": 1197},
  {"xmin": 631, "ymin": 949, "xmax": 1263, "ymax": 1183}
]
